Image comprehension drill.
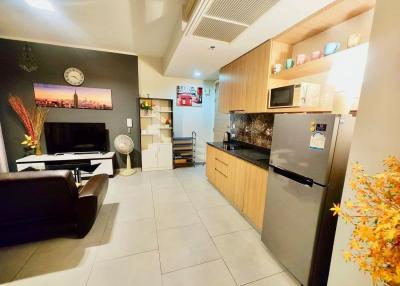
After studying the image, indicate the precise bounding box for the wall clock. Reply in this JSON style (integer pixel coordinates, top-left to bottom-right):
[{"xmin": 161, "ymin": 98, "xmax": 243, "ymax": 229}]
[{"xmin": 64, "ymin": 67, "xmax": 84, "ymax": 86}]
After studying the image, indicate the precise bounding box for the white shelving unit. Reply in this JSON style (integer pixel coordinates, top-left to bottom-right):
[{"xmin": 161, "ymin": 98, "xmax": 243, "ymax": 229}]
[{"xmin": 139, "ymin": 98, "xmax": 173, "ymax": 171}]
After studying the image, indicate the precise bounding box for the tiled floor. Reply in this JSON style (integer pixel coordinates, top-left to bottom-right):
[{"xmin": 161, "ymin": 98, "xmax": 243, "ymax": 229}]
[{"xmin": 0, "ymin": 166, "xmax": 300, "ymax": 286}]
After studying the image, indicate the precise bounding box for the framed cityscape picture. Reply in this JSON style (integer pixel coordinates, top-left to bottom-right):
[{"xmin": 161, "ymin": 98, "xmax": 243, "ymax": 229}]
[
  {"xmin": 176, "ymin": 85, "xmax": 202, "ymax": 107},
  {"xmin": 34, "ymin": 83, "xmax": 112, "ymax": 110}
]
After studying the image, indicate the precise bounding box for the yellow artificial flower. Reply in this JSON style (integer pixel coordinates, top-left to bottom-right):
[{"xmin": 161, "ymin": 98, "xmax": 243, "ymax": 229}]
[
  {"xmin": 21, "ymin": 134, "xmax": 37, "ymax": 148},
  {"xmin": 330, "ymin": 203, "xmax": 341, "ymax": 216},
  {"xmin": 334, "ymin": 158, "xmax": 400, "ymax": 285},
  {"xmin": 345, "ymin": 200, "xmax": 354, "ymax": 209},
  {"xmin": 384, "ymin": 229, "xmax": 397, "ymax": 241},
  {"xmin": 350, "ymin": 239, "xmax": 361, "ymax": 250},
  {"xmin": 343, "ymin": 251, "xmax": 352, "ymax": 262}
]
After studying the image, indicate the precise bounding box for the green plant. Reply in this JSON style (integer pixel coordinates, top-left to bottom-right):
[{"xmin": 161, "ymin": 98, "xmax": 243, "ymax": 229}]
[{"xmin": 140, "ymin": 101, "xmax": 153, "ymax": 111}]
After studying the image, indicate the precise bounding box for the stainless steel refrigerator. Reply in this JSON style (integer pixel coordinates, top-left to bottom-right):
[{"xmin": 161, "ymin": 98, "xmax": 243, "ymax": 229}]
[{"xmin": 261, "ymin": 114, "xmax": 355, "ymax": 286}]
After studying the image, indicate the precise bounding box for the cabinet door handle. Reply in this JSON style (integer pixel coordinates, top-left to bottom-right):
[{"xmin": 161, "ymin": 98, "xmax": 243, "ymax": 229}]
[
  {"xmin": 215, "ymin": 168, "xmax": 228, "ymax": 178},
  {"xmin": 215, "ymin": 158, "xmax": 228, "ymax": 166}
]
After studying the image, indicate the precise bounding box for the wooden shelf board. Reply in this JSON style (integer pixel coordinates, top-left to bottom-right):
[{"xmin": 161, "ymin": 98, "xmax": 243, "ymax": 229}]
[
  {"xmin": 174, "ymin": 163, "xmax": 194, "ymax": 168},
  {"xmin": 266, "ymin": 107, "xmax": 332, "ymax": 113},
  {"xmin": 273, "ymin": 0, "xmax": 375, "ymax": 45},
  {"xmin": 270, "ymin": 44, "xmax": 366, "ymax": 80},
  {"xmin": 271, "ymin": 55, "xmax": 333, "ymax": 80}
]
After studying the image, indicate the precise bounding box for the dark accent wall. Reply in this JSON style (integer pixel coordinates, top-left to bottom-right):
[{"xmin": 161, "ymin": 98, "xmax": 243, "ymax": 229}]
[
  {"xmin": 0, "ymin": 39, "xmax": 140, "ymax": 171},
  {"xmin": 230, "ymin": 113, "xmax": 274, "ymax": 149}
]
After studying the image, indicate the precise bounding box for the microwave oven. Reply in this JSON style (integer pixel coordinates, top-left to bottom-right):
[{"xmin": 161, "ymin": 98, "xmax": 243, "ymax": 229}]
[{"xmin": 268, "ymin": 82, "xmax": 321, "ymax": 108}]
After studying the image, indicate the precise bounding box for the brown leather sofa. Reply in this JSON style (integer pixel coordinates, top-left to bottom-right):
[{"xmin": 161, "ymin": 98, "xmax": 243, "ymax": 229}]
[{"xmin": 0, "ymin": 170, "xmax": 108, "ymax": 246}]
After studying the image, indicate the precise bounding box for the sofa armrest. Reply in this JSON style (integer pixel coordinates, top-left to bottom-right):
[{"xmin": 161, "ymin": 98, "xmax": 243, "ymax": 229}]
[
  {"xmin": 75, "ymin": 174, "xmax": 109, "ymax": 237},
  {"xmin": 79, "ymin": 174, "xmax": 108, "ymax": 201}
]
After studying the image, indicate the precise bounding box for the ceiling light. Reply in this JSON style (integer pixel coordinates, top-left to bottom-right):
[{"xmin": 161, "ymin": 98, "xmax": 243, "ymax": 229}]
[
  {"xmin": 25, "ymin": 0, "xmax": 54, "ymax": 11},
  {"xmin": 193, "ymin": 71, "xmax": 202, "ymax": 77}
]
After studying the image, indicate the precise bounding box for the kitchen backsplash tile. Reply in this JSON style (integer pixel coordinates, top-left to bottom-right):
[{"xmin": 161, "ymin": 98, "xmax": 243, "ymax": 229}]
[{"xmin": 230, "ymin": 113, "xmax": 274, "ymax": 149}]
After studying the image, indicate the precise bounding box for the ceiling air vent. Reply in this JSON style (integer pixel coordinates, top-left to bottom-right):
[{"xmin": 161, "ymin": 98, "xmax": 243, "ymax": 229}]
[
  {"xmin": 193, "ymin": 17, "xmax": 247, "ymax": 42},
  {"xmin": 207, "ymin": 0, "xmax": 278, "ymax": 25},
  {"xmin": 190, "ymin": 0, "xmax": 279, "ymax": 43}
]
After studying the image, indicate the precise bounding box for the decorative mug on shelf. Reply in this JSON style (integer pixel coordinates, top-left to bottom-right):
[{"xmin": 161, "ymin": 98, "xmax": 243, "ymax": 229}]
[
  {"xmin": 272, "ymin": 63, "xmax": 282, "ymax": 74},
  {"xmin": 285, "ymin": 58, "xmax": 295, "ymax": 69},
  {"xmin": 296, "ymin": 54, "xmax": 307, "ymax": 65},
  {"xmin": 347, "ymin": 33, "xmax": 361, "ymax": 48},
  {"xmin": 324, "ymin": 42, "xmax": 341, "ymax": 56},
  {"xmin": 311, "ymin": 50, "xmax": 322, "ymax": 60}
]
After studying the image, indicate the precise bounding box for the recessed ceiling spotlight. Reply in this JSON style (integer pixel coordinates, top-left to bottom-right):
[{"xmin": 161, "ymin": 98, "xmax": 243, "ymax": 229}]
[
  {"xmin": 25, "ymin": 0, "xmax": 54, "ymax": 11},
  {"xmin": 193, "ymin": 71, "xmax": 202, "ymax": 77},
  {"xmin": 209, "ymin": 46, "xmax": 216, "ymax": 51}
]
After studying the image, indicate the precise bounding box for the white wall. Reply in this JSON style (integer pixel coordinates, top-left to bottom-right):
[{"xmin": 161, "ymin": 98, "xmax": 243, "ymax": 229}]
[
  {"xmin": 212, "ymin": 82, "xmax": 230, "ymax": 142},
  {"xmin": 0, "ymin": 123, "xmax": 9, "ymax": 173},
  {"xmin": 328, "ymin": 2, "xmax": 400, "ymax": 285},
  {"xmin": 138, "ymin": 56, "xmax": 215, "ymax": 162}
]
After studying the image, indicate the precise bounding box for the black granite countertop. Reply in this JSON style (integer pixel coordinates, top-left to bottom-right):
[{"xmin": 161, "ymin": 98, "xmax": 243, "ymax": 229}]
[{"xmin": 207, "ymin": 142, "xmax": 270, "ymax": 170}]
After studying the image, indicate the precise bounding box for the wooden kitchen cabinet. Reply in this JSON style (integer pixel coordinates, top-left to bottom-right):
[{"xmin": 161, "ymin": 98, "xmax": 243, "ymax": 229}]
[
  {"xmin": 218, "ymin": 64, "xmax": 233, "ymax": 113},
  {"xmin": 243, "ymin": 163, "xmax": 268, "ymax": 230},
  {"xmin": 231, "ymin": 158, "xmax": 248, "ymax": 211},
  {"xmin": 206, "ymin": 145, "xmax": 216, "ymax": 185},
  {"xmin": 214, "ymin": 149, "xmax": 235, "ymax": 200},
  {"xmin": 230, "ymin": 57, "xmax": 246, "ymax": 112},
  {"xmin": 244, "ymin": 41, "xmax": 271, "ymax": 113},
  {"xmin": 206, "ymin": 145, "xmax": 268, "ymax": 231},
  {"xmin": 218, "ymin": 41, "xmax": 271, "ymax": 113}
]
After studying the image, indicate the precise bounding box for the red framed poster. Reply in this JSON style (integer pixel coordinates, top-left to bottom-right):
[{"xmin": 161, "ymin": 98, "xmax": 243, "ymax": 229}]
[{"xmin": 176, "ymin": 85, "xmax": 202, "ymax": 107}]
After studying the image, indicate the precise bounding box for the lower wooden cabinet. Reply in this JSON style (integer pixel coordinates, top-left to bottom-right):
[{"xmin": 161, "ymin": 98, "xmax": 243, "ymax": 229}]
[
  {"xmin": 214, "ymin": 149, "xmax": 234, "ymax": 200},
  {"xmin": 243, "ymin": 163, "xmax": 269, "ymax": 230},
  {"xmin": 231, "ymin": 158, "xmax": 248, "ymax": 211},
  {"xmin": 206, "ymin": 145, "xmax": 268, "ymax": 231},
  {"xmin": 206, "ymin": 145, "xmax": 216, "ymax": 184}
]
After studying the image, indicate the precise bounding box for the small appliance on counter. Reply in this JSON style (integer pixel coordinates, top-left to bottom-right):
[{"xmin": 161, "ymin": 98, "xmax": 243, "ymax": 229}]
[
  {"xmin": 223, "ymin": 131, "xmax": 231, "ymax": 143},
  {"xmin": 269, "ymin": 82, "xmax": 321, "ymax": 108},
  {"xmin": 261, "ymin": 114, "xmax": 355, "ymax": 286}
]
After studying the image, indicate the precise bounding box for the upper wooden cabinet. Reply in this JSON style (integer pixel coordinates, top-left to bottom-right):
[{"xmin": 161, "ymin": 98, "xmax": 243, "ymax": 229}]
[
  {"xmin": 218, "ymin": 0, "xmax": 375, "ymax": 114},
  {"xmin": 218, "ymin": 65, "xmax": 231, "ymax": 113},
  {"xmin": 219, "ymin": 41, "xmax": 271, "ymax": 114},
  {"xmin": 243, "ymin": 41, "xmax": 270, "ymax": 113}
]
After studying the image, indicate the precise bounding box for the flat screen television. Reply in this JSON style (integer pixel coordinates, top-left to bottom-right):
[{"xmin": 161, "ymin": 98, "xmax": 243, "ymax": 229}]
[{"xmin": 44, "ymin": 122, "xmax": 108, "ymax": 154}]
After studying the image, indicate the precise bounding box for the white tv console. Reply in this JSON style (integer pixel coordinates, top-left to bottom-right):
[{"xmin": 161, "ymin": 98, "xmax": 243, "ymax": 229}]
[{"xmin": 16, "ymin": 152, "xmax": 115, "ymax": 178}]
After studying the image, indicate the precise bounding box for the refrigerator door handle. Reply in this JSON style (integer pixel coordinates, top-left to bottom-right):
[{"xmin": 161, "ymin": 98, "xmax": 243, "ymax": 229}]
[{"xmin": 272, "ymin": 166, "xmax": 314, "ymax": 187}]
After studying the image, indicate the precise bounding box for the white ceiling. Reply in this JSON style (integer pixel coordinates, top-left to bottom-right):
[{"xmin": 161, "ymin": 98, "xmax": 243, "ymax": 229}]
[
  {"xmin": 164, "ymin": 0, "xmax": 335, "ymax": 80},
  {"xmin": 0, "ymin": 0, "xmax": 336, "ymax": 80},
  {"xmin": 0, "ymin": 0, "xmax": 185, "ymax": 57}
]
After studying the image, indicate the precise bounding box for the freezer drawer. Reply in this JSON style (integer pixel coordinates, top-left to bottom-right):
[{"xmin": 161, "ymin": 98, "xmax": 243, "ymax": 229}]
[{"xmin": 261, "ymin": 166, "xmax": 326, "ymax": 286}]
